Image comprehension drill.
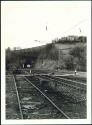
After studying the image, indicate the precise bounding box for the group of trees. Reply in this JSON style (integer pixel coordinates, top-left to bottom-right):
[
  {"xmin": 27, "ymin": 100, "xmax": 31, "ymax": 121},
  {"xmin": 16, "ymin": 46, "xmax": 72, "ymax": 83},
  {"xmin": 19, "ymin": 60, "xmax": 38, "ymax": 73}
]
[
  {"xmin": 38, "ymin": 43, "xmax": 58, "ymax": 61},
  {"xmin": 52, "ymin": 36, "xmax": 87, "ymax": 44},
  {"xmin": 58, "ymin": 45, "xmax": 86, "ymax": 71},
  {"xmin": 6, "ymin": 37, "xmax": 86, "ymax": 72},
  {"xmin": 69, "ymin": 45, "xmax": 86, "ymax": 71}
]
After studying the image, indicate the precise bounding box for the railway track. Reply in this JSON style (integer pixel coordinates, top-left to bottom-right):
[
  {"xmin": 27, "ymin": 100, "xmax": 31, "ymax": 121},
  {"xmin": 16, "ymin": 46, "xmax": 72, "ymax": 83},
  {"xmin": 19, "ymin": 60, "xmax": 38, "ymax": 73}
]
[
  {"xmin": 25, "ymin": 75, "xmax": 87, "ymax": 118},
  {"xmin": 6, "ymin": 69, "xmax": 87, "ymax": 119},
  {"xmin": 6, "ymin": 75, "xmax": 22, "ymax": 119},
  {"xmin": 28, "ymin": 69, "xmax": 86, "ymax": 87},
  {"xmin": 13, "ymin": 75, "xmax": 23, "ymax": 119},
  {"xmin": 10, "ymin": 75, "xmax": 70, "ymax": 119},
  {"xmin": 37, "ymin": 74, "xmax": 86, "ymax": 90},
  {"xmin": 56, "ymin": 75, "xmax": 86, "ymax": 83},
  {"xmin": 19, "ymin": 69, "xmax": 86, "ymax": 102},
  {"xmin": 31, "ymin": 74, "xmax": 86, "ymax": 103}
]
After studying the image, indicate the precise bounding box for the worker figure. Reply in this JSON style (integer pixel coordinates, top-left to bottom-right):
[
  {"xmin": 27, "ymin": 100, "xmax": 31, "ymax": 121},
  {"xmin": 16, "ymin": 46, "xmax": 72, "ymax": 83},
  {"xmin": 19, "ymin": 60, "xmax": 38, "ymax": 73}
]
[
  {"xmin": 30, "ymin": 69, "xmax": 31, "ymax": 74},
  {"xmin": 23, "ymin": 64, "xmax": 24, "ymax": 68},
  {"xmin": 74, "ymin": 69, "xmax": 77, "ymax": 75}
]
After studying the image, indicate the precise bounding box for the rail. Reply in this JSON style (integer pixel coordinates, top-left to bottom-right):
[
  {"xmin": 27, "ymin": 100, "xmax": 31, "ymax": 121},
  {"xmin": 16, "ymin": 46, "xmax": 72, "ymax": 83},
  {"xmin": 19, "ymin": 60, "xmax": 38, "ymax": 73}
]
[
  {"xmin": 24, "ymin": 76, "xmax": 70, "ymax": 119},
  {"xmin": 13, "ymin": 75, "xmax": 23, "ymax": 119}
]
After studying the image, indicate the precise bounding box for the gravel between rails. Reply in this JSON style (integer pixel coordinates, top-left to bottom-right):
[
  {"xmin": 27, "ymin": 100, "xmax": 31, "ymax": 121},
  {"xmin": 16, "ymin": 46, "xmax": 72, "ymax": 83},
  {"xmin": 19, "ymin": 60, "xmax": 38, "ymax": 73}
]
[
  {"xmin": 14, "ymin": 75, "xmax": 68, "ymax": 119},
  {"xmin": 26, "ymin": 75, "xmax": 87, "ymax": 119}
]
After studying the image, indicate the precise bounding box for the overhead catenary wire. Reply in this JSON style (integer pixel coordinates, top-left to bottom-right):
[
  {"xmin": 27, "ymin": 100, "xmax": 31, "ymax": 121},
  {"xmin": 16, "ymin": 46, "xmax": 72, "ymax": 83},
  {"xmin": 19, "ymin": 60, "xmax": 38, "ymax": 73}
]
[
  {"xmin": 60, "ymin": 18, "xmax": 88, "ymax": 37},
  {"xmin": 34, "ymin": 19, "xmax": 87, "ymax": 44}
]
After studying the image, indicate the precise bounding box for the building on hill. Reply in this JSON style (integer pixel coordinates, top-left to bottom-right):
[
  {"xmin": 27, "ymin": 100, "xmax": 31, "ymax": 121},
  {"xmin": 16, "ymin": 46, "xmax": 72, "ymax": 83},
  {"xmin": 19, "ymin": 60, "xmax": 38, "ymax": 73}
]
[{"xmin": 67, "ymin": 35, "xmax": 79, "ymax": 41}]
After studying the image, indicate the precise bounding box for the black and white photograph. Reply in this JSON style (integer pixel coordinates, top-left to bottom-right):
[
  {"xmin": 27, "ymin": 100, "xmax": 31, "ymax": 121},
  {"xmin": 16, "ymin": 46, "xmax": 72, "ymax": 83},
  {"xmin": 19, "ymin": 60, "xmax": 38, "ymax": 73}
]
[{"xmin": 1, "ymin": 1, "xmax": 91, "ymax": 124}]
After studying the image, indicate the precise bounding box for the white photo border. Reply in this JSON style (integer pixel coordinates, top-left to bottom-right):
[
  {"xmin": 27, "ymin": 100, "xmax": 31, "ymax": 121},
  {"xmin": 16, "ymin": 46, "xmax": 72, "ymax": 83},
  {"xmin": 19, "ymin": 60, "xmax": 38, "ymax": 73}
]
[{"xmin": 1, "ymin": 1, "xmax": 91, "ymax": 124}]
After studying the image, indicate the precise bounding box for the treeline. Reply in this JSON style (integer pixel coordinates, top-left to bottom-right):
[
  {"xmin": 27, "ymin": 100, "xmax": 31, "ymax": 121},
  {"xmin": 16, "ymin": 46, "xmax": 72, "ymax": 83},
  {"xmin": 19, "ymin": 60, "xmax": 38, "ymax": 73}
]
[
  {"xmin": 52, "ymin": 36, "xmax": 87, "ymax": 44},
  {"xmin": 6, "ymin": 44, "xmax": 57, "ymax": 69},
  {"xmin": 6, "ymin": 36, "xmax": 86, "ymax": 71},
  {"xmin": 38, "ymin": 43, "xmax": 58, "ymax": 60},
  {"xmin": 6, "ymin": 47, "xmax": 41, "ymax": 69},
  {"xmin": 36, "ymin": 43, "xmax": 86, "ymax": 71},
  {"xmin": 57, "ymin": 45, "xmax": 86, "ymax": 71}
]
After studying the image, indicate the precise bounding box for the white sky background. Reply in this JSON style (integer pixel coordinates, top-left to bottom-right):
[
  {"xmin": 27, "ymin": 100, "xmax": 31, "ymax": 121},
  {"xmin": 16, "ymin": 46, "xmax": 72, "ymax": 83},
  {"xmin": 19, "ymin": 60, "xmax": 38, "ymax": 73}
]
[{"xmin": 1, "ymin": 1, "xmax": 91, "ymax": 49}]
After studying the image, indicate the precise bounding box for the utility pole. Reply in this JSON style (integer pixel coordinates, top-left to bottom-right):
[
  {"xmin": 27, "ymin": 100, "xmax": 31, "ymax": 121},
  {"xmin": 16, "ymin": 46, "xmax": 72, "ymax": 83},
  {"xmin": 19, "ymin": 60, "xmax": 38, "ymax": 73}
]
[
  {"xmin": 58, "ymin": 49, "xmax": 60, "ymax": 69},
  {"xmin": 58, "ymin": 49, "xmax": 62, "ymax": 70},
  {"xmin": 79, "ymin": 28, "xmax": 82, "ymax": 36},
  {"xmin": 46, "ymin": 25, "xmax": 47, "ymax": 31}
]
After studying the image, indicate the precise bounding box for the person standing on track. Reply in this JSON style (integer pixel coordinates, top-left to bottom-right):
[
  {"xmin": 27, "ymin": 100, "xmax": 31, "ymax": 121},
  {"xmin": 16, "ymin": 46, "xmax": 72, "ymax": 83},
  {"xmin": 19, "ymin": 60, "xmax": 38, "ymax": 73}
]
[
  {"xmin": 30, "ymin": 69, "xmax": 31, "ymax": 74},
  {"xmin": 74, "ymin": 69, "xmax": 77, "ymax": 75}
]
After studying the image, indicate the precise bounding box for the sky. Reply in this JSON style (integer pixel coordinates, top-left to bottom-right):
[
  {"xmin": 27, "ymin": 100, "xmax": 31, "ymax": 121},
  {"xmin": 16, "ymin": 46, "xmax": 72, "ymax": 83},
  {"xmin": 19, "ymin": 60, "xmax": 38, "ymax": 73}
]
[{"xmin": 1, "ymin": 1, "xmax": 91, "ymax": 49}]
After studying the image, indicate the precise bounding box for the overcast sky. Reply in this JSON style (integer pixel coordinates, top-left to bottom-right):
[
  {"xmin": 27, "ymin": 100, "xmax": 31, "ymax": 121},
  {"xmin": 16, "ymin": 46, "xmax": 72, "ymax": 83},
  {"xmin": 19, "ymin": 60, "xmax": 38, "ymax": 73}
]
[{"xmin": 1, "ymin": 1, "xmax": 91, "ymax": 49}]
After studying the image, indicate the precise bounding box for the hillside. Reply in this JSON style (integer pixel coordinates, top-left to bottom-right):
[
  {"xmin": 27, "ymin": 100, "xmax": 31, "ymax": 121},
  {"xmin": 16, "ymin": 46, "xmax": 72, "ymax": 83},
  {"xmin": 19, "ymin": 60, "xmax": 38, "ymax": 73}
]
[{"xmin": 6, "ymin": 36, "xmax": 87, "ymax": 71}]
